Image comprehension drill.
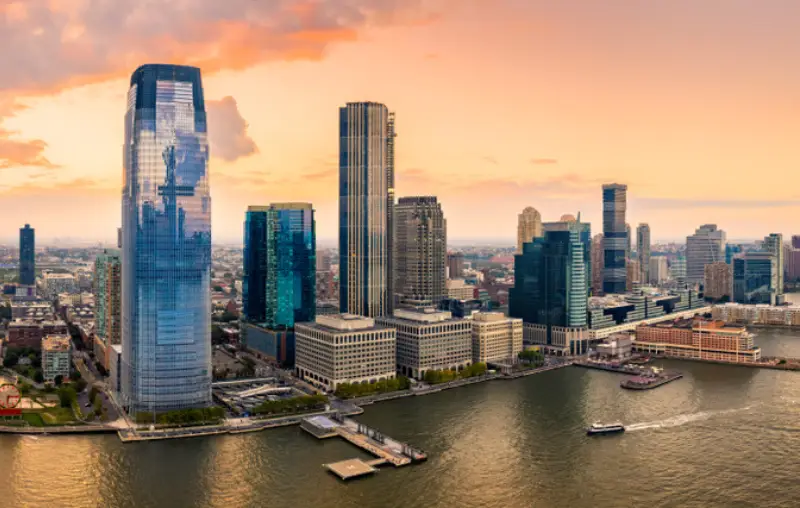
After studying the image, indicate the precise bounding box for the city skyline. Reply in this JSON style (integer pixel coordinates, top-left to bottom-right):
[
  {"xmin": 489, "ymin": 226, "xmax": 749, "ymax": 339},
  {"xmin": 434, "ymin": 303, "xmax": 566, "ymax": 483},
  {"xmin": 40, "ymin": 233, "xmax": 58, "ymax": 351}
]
[{"xmin": 2, "ymin": 2, "xmax": 800, "ymax": 243}]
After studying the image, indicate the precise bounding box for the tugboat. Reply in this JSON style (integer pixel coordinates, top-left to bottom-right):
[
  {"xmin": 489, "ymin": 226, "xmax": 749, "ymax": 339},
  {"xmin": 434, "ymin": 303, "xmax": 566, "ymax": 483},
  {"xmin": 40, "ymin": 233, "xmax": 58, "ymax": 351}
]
[{"xmin": 586, "ymin": 422, "xmax": 625, "ymax": 436}]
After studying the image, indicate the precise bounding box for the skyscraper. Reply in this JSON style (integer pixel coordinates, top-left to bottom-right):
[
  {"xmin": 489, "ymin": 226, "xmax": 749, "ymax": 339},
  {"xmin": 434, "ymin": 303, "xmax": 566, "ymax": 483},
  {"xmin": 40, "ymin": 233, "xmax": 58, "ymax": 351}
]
[
  {"xmin": 121, "ymin": 64, "xmax": 212, "ymax": 413},
  {"xmin": 339, "ymin": 102, "xmax": 391, "ymax": 317},
  {"xmin": 244, "ymin": 204, "xmax": 316, "ymax": 327},
  {"xmin": 686, "ymin": 224, "xmax": 726, "ymax": 284},
  {"xmin": 591, "ymin": 234, "xmax": 604, "ymax": 295},
  {"xmin": 447, "ymin": 252, "xmax": 465, "ymax": 279},
  {"xmin": 393, "ymin": 196, "xmax": 446, "ymax": 307},
  {"xmin": 602, "ymin": 183, "xmax": 627, "ymax": 294},
  {"xmin": 704, "ymin": 262, "xmax": 732, "ymax": 302},
  {"xmin": 636, "ymin": 223, "xmax": 651, "ymax": 284},
  {"xmin": 517, "ymin": 207, "xmax": 543, "ymax": 253},
  {"xmin": 649, "ymin": 256, "xmax": 669, "ymax": 284},
  {"xmin": 386, "ymin": 113, "xmax": 397, "ymax": 314},
  {"xmin": 19, "ymin": 224, "xmax": 35, "ymax": 286},
  {"xmin": 625, "ymin": 223, "xmax": 632, "ymax": 260},
  {"xmin": 763, "ymin": 233, "xmax": 784, "ymax": 295},
  {"xmin": 733, "ymin": 252, "xmax": 777, "ymax": 305},
  {"xmin": 94, "ymin": 249, "xmax": 121, "ymax": 369}
]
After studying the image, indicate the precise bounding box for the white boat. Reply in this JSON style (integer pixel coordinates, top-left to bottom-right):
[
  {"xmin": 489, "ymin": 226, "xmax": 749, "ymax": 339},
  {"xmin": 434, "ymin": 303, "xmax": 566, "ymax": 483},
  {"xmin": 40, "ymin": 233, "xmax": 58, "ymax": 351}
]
[{"xmin": 586, "ymin": 422, "xmax": 625, "ymax": 435}]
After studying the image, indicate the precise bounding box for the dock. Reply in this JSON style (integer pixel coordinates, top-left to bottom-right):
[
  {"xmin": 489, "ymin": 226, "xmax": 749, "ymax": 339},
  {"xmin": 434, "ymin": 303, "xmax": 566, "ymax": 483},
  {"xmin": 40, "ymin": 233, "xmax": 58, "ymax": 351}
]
[
  {"xmin": 620, "ymin": 373, "xmax": 683, "ymax": 390},
  {"xmin": 573, "ymin": 360, "xmax": 683, "ymax": 390},
  {"xmin": 302, "ymin": 414, "xmax": 427, "ymax": 480}
]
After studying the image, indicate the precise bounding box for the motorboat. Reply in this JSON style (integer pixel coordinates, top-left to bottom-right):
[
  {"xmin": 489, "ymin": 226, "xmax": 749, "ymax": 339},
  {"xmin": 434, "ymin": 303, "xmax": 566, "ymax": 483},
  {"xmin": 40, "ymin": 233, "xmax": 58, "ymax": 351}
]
[{"xmin": 586, "ymin": 422, "xmax": 625, "ymax": 435}]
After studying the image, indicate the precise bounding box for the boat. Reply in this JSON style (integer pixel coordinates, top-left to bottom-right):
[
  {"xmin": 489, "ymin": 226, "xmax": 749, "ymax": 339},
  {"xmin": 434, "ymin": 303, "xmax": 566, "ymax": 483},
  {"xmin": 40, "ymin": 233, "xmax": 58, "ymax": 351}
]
[{"xmin": 586, "ymin": 422, "xmax": 625, "ymax": 435}]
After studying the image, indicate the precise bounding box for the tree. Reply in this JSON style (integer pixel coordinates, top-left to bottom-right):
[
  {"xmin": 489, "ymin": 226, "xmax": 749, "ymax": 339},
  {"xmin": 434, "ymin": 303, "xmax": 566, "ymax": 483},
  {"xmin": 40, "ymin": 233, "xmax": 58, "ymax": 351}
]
[
  {"xmin": 213, "ymin": 285, "xmax": 224, "ymax": 292},
  {"xmin": 54, "ymin": 375, "xmax": 64, "ymax": 386},
  {"xmin": 211, "ymin": 325, "xmax": 225, "ymax": 343},
  {"xmin": 19, "ymin": 382, "xmax": 31, "ymax": 396},
  {"xmin": 74, "ymin": 379, "xmax": 88, "ymax": 392},
  {"xmin": 89, "ymin": 386, "xmax": 99, "ymax": 404},
  {"xmin": 58, "ymin": 386, "xmax": 77, "ymax": 408},
  {"xmin": 3, "ymin": 353, "xmax": 18, "ymax": 368},
  {"xmin": 34, "ymin": 370, "xmax": 44, "ymax": 384}
]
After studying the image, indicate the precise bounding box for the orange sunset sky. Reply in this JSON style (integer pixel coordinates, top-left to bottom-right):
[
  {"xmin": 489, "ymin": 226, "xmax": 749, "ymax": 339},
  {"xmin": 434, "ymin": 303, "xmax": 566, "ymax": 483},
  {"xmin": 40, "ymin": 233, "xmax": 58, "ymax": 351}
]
[{"xmin": 1, "ymin": 0, "xmax": 799, "ymax": 245}]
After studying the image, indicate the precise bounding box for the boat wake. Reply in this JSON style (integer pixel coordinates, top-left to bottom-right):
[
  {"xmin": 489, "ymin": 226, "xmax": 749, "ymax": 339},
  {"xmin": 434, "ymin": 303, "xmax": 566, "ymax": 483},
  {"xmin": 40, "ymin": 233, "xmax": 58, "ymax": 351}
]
[{"xmin": 625, "ymin": 406, "xmax": 752, "ymax": 432}]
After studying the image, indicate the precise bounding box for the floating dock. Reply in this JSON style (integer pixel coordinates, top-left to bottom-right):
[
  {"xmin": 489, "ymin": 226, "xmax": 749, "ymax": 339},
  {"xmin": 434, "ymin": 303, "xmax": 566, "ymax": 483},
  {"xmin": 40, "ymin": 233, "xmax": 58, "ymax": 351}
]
[
  {"xmin": 620, "ymin": 373, "xmax": 683, "ymax": 390},
  {"xmin": 302, "ymin": 415, "xmax": 427, "ymax": 480}
]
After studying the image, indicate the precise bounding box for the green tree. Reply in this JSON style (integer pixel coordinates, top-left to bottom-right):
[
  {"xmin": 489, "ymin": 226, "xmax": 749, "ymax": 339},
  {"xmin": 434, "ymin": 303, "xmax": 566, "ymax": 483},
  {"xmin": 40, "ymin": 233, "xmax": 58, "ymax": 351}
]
[
  {"xmin": 57, "ymin": 386, "xmax": 77, "ymax": 408},
  {"xmin": 33, "ymin": 370, "xmax": 44, "ymax": 384},
  {"xmin": 54, "ymin": 375, "xmax": 64, "ymax": 386},
  {"xmin": 3, "ymin": 353, "xmax": 18, "ymax": 368},
  {"xmin": 89, "ymin": 386, "xmax": 99, "ymax": 404},
  {"xmin": 19, "ymin": 382, "xmax": 31, "ymax": 396}
]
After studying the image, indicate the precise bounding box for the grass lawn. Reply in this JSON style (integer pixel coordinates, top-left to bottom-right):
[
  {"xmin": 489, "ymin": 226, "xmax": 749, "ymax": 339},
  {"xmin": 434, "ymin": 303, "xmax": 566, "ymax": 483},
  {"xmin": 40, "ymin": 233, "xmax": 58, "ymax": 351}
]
[{"xmin": 20, "ymin": 408, "xmax": 81, "ymax": 427}]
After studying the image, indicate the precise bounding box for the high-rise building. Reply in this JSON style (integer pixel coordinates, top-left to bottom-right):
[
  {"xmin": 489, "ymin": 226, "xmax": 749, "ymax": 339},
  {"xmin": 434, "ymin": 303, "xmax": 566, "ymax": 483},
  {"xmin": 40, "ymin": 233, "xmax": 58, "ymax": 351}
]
[
  {"xmin": 670, "ymin": 256, "xmax": 687, "ymax": 282},
  {"xmin": 733, "ymin": 252, "xmax": 777, "ymax": 305},
  {"xmin": 393, "ymin": 196, "xmax": 446, "ymax": 307},
  {"xmin": 121, "ymin": 64, "xmax": 212, "ymax": 413},
  {"xmin": 636, "ymin": 224, "xmax": 651, "ymax": 284},
  {"xmin": 686, "ymin": 224, "xmax": 726, "ymax": 284},
  {"xmin": 243, "ymin": 203, "xmax": 316, "ymax": 328},
  {"xmin": 602, "ymin": 184, "xmax": 627, "ymax": 294},
  {"xmin": 447, "ymin": 252, "xmax": 465, "ymax": 279},
  {"xmin": 19, "ymin": 224, "xmax": 35, "ymax": 286},
  {"xmin": 543, "ymin": 216, "xmax": 592, "ymax": 296},
  {"xmin": 649, "ymin": 256, "xmax": 669, "ymax": 284},
  {"xmin": 339, "ymin": 102, "xmax": 392, "ymax": 317},
  {"xmin": 517, "ymin": 207, "xmax": 543, "ymax": 253},
  {"xmin": 785, "ymin": 243, "xmax": 800, "ymax": 283},
  {"xmin": 626, "ymin": 259, "xmax": 640, "ymax": 291},
  {"xmin": 510, "ymin": 219, "xmax": 589, "ymax": 345},
  {"xmin": 704, "ymin": 262, "xmax": 732, "ymax": 302},
  {"xmin": 725, "ymin": 244, "xmax": 742, "ymax": 264},
  {"xmin": 625, "ymin": 223, "xmax": 632, "ymax": 260},
  {"xmin": 763, "ymin": 233, "xmax": 784, "ymax": 295},
  {"xmin": 591, "ymin": 234, "xmax": 604, "ymax": 295},
  {"xmin": 94, "ymin": 249, "xmax": 121, "ymax": 369},
  {"xmin": 793, "ymin": 235, "xmax": 800, "ymax": 250},
  {"xmin": 387, "ymin": 113, "xmax": 397, "ymax": 314}
]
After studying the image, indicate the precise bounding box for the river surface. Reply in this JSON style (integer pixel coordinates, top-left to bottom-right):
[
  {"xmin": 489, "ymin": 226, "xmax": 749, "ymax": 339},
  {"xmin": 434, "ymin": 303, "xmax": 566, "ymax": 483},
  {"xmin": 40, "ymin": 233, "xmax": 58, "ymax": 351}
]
[{"xmin": 1, "ymin": 329, "xmax": 799, "ymax": 508}]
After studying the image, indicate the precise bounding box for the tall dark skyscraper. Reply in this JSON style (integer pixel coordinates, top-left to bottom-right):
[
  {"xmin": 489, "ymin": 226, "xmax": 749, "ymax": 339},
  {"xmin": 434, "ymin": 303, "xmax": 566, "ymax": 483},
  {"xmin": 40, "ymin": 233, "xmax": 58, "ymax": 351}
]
[
  {"xmin": 386, "ymin": 112, "xmax": 396, "ymax": 313},
  {"xmin": 602, "ymin": 183, "xmax": 627, "ymax": 294},
  {"xmin": 243, "ymin": 204, "xmax": 316, "ymax": 328},
  {"xmin": 339, "ymin": 102, "xmax": 392, "ymax": 317},
  {"xmin": 393, "ymin": 196, "xmax": 447, "ymax": 307},
  {"xmin": 19, "ymin": 224, "xmax": 35, "ymax": 286},
  {"xmin": 121, "ymin": 64, "xmax": 212, "ymax": 413}
]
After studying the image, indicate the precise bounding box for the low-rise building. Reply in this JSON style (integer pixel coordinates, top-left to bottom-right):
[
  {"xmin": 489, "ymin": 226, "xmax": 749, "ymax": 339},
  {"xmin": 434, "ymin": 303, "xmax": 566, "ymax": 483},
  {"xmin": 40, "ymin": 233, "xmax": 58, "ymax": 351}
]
[
  {"xmin": 7, "ymin": 319, "xmax": 69, "ymax": 350},
  {"xmin": 595, "ymin": 333, "xmax": 633, "ymax": 359},
  {"xmin": 41, "ymin": 334, "xmax": 72, "ymax": 382},
  {"xmin": 10, "ymin": 301, "xmax": 53, "ymax": 320},
  {"xmin": 712, "ymin": 303, "xmax": 800, "ymax": 326},
  {"xmin": 634, "ymin": 319, "xmax": 761, "ymax": 363},
  {"xmin": 471, "ymin": 312, "xmax": 522, "ymax": 365},
  {"xmin": 377, "ymin": 308, "xmax": 472, "ymax": 379},
  {"xmin": 295, "ymin": 314, "xmax": 396, "ymax": 391},
  {"xmin": 241, "ymin": 323, "xmax": 295, "ymax": 366},
  {"xmin": 108, "ymin": 344, "xmax": 123, "ymax": 393},
  {"xmin": 446, "ymin": 279, "xmax": 476, "ymax": 300}
]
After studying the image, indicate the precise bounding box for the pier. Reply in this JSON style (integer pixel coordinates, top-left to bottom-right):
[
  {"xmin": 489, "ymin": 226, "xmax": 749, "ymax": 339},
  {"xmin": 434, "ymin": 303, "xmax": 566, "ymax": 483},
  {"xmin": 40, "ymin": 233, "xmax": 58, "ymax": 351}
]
[
  {"xmin": 302, "ymin": 414, "xmax": 427, "ymax": 481},
  {"xmin": 573, "ymin": 360, "xmax": 683, "ymax": 390}
]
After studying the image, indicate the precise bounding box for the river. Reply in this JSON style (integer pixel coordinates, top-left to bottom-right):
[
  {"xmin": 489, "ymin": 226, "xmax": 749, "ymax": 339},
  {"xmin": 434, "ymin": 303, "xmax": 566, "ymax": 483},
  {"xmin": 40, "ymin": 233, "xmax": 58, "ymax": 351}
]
[{"xmin": 1, "ymin": 329, "xmax": 799, "ymax": 508}]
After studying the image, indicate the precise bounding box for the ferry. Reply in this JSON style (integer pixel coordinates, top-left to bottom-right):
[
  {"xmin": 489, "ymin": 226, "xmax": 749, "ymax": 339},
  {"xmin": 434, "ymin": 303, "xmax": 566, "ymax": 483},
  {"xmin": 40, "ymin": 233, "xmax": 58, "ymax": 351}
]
[{"xmin": 586, "ymin": 422, "xmax": 625, "ymax": 436}]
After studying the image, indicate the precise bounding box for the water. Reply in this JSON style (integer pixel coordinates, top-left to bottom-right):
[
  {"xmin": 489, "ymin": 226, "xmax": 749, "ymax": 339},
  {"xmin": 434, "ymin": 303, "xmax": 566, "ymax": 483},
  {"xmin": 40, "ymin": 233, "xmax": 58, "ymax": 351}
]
[{"xmin": 2, "ymin": 334, "xmax": 800, "ymax": 508}]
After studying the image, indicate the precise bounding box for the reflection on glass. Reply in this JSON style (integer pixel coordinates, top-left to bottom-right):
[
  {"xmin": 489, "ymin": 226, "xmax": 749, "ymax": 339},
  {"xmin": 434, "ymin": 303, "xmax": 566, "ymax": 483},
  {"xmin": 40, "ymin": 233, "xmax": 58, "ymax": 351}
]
[{"xmin": 121, "ymin": 64, "xmax": 212, "ymax": 412}]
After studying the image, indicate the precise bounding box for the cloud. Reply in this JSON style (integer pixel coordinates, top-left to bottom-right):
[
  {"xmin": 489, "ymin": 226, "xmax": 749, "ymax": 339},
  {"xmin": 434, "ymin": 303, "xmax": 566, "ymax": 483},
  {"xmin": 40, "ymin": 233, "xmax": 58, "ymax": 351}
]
[
  {"xmin": 0, "ymin": 0, "xmax": 443, "ymax": 96},
  {"xmin": 0, "ymin": 129, "xmax": 58, "ymax": 169},
  {"xmin": 0, "ymin": 177, "xmax": 115, "ymax": 196},
  {"xmin": 206, "ymin": 96, "xmax": 258, "ymax": 162},
  {"xmin": 481, "ymin": 155, "xmax": 499, "ymax": 165},
  {"xmin": 530, "ymin": 158, "xmax": 558, "ymax": 165},
  {"xmin": 637, "ymin": 197, "xmax": 800, "ymax": 209}
]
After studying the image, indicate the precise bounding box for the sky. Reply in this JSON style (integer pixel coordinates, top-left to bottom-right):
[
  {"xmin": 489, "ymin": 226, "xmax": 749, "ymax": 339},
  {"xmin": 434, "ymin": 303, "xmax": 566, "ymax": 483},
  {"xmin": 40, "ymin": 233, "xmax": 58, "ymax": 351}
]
[{"xmin": 1, "ymin": 0, "xmax": 800, "ymax": 245}]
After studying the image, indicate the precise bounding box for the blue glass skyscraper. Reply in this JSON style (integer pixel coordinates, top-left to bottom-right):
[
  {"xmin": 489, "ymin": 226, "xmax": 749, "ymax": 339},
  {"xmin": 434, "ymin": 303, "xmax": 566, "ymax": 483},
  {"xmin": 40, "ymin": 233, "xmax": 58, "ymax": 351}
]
[
  {"xmin": 602, "ymin": 183, "xmax": 627, "ymax": 294},
  {"xmin": 243, "ymin": 204, "xmax": 316, "ymax": 328},
  {"xmin": 19, "ymin": 224, "xmax": 35, "ymax": 286},
  {"xmin": 121, "ymin": 64, "xmax": 212, "ymax": 413}
]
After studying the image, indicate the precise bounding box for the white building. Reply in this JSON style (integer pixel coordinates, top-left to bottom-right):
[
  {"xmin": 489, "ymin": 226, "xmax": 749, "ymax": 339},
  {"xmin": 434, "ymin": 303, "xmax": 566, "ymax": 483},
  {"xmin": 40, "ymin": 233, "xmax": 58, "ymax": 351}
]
[
  {"xmin": 377, "ymin": 308, "xmax": 472, "ymax": 379},
  {"xmin": 446, "ymin": 279, "xmax": 476, "ymax": 300},
  {"xmin": 41, "ymin": 334, "xmax": 72, "ymax": 382},
  {"xmin": 471, "ymin": 312, "xmax": 523, "ymax": 365},
  {"xmin": 649, "ymin": 256, "xmax": 669, "ymax": 284},
  {"xmin": 295, "ymin": 314, "xmax": 396, "ymax": 391}
]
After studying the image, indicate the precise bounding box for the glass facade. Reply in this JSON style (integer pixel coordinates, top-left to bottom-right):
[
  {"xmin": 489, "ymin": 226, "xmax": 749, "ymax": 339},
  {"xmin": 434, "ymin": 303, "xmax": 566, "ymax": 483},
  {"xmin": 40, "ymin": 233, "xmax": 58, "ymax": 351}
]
[
  {"xmin": 19, "ymin": 224, "xmax": 35, "ymax": 286},
  {"xmin": 733, "ymin": 253, "xmax": 776, "ymax": 305},
  {"xmin": 243, "ymin": 204, "xmax": 316, "ymax": 329},
  {"xmin": 511, "ymin": 221, "xmax": 590, "ymax": 342},
  {"xmin": 94, "ymin": 249, "xmax": 122, "ymax": 360},
  {"xmin": 121, "ymin": 64, "xmax": 212, "ymax": 413},
  {"xmin": 602, "ymin": 184, "xmax": 627, "ymax": 294},
  {"xmin": 339, "ymin": 102, "xmax": 391, "ymax": 317}
]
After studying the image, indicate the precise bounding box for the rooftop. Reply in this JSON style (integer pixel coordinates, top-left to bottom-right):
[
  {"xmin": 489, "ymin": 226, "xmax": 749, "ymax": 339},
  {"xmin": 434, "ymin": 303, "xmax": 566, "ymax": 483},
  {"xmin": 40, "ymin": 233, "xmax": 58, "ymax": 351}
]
[
  {"xmin": 42, "ymin": 334, "xmax": 71, "ymax": 352},
  {"xmin": 313, "ymin": 314, "xmax": 379, "ymax": 331},
  {"xmin": 389, "ymin": 308, "xmax": 454, "ymax": 323}
]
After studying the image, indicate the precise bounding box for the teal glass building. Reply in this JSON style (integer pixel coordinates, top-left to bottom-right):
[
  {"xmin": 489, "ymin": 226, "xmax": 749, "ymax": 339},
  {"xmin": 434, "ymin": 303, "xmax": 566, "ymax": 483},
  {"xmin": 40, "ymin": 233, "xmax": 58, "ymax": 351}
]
[
  {"xmin": 121, "ymin": 64, "xmax": 212, "ymax": 413},
  {"xmin": 243, "ymin": 204, "xmax": 316, "ymax": 329}
]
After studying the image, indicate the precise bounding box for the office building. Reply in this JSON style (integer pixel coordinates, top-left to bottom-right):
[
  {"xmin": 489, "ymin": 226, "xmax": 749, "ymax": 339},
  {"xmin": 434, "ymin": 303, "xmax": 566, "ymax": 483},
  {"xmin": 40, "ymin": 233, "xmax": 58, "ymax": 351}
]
[
  {"xmin": 686, "ymin": 224, "xmax": 726, "ymax": 284},
  {"xmin": 393, "ymin": 196, "xmax": 446, "ymax": 307},
  {"xmin": 517, "ymin": 206, "xmax": 543, "ymax": 253},
  {"xmin": 763, "ymin": 234, "xmax": 784, "ymax": 295},
  {"xmin": 295, "ymin": 314, "xmax": 396, "ymax": 391},
  {"xmin": 785, "ymin": 243, "xmax": 800, "ymax": 282},
  {"xmin": 94, "ymin": 249, "xmax": 121, "ymax": 369},
  {"xmin": 447, "ymin": 252, "xmax": 465, "ymax": 279},
  {"xmin": 377, "ymin": 308, "xmax": 471, "ymax": 380},
  {"xmin": 542, "ymin": 216, "xmax": 592, "ymax": 294},
  {"xmin": 19, "ymin": 224, "xmax": 35, "ymax": 286},
  {"xmin": 649, "ymin": 256, "xmax": 669, "ymax": 284},
  {"xmin": 714, "ymin": 303, "xmax": 800, "ymax": 326},
  {"xmin": 41, "ymin": 334, "xmax": 72, "ymax": 382},
  {"xmin": 626, "ymin": 260, "xmax": 640, "ymax": 291},
  {"xmin": 725, "ymin": 244, "xmax": 742, "ymax": 264},
  {"xmin": 733, "ymin": 252, "xmax": 778, "ymax": 305},
  {"xmin": 241, "ymin": 323, "xmax": 295, "ymax": 366},
  {"xmin": 636, "ymin": 224, "xmax": 651, "ymax": 284},
  {"xmin": 387, "ymin": 112, "xmax": 397, "ymax": 315},
  {"xmin": 42, "ymin": 273, "xmax": 77, "ymax": 298},
  {"xmin": 7, "ymin": 320, "xmax": 68, "ymax": 350},
  {"xmin": 243, "ymin": 207, "xmax": 269, "ymax": 323},
  {"xmin": 339, "ymin": 102, "xmax": 392, "ymax": 317},
  {"xmin": 670, "ymin": 257, "xmax": 687, "ymax": 282},
  {"xmin": 591, "ymin": 234, "xmax": 603, "ymax": 295},
  {"xmin": 635, "ymin": 319, "xmax": 760, "ymax": 363},
  {"xmin": 704, "ymin": 262, "xmax": 732, "ymax": 302},
  {"xmin": 446, "ymin": 279, "xmax": 476, "ymax": 300},
  {"xmin": 626, "ymin": 223, "xmax": 632, "ymax": 260},
  {"xmin": 602, "ymin": 184, "xmax": 627, "ymax": 294},
  {"xmin": 121, "ymin": 64, "xmax": 212, "ymax": 412},
  {"xmin": 471, "ymin": 312, "xmax": 523, "ymax": 364}
]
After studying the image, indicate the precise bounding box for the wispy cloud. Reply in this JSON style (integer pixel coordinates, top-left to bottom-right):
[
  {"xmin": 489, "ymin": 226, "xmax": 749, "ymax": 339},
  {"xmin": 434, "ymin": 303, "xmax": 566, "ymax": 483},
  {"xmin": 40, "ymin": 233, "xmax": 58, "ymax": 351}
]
[
  {"xmin": 637, "ymin": 197, "xmax": 800, "ymax": 209},
  {"xmin": 530, "ymin": 158, "xmax": 558, "ymax": 165},
  {"xmin": 481, "ymin": 155, "xmax": 499, "ymax": 165}
]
